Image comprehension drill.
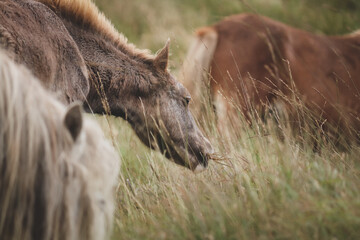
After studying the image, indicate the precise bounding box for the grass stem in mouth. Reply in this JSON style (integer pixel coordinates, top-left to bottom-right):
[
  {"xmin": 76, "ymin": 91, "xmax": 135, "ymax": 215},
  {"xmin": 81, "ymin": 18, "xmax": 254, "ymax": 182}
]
[{"xmin": 207, "ymin": 152, "xmax": 230, "ymax": 162}]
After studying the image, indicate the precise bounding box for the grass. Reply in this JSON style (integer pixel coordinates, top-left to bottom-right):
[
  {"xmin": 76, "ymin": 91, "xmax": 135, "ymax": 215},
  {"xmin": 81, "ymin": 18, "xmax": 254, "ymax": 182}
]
[
  {"xmin": 100, "ymin": 108, "xmax": 360, "ymax": 239},
  {"xmin": 92, "ymin": 0, "xmax": 360, "ymax": 239}
]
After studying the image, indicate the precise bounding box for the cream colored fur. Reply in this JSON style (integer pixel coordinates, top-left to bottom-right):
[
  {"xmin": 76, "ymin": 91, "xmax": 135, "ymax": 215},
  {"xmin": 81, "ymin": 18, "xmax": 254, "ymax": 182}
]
[
  {"xmin": 0, "ymin": 52, "xmax": 119, "ymax": 240},
  {"xmin": 181, "ymin": 27, "xmax": 218, "ymax": 117}
]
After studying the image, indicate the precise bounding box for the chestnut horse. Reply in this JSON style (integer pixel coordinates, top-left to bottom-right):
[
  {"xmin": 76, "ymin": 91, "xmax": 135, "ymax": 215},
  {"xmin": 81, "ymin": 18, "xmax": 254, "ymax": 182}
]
[
  {"xmin": 0, "ymin": 0, "xmax": 213, "ymax": 171},
  {"xmin": 182, "ymin": 13, "xmax": 360, "ymax": 137},
  {"xmin": 0, "ymin": 52, "xmax": 119, "ymax": 240}
]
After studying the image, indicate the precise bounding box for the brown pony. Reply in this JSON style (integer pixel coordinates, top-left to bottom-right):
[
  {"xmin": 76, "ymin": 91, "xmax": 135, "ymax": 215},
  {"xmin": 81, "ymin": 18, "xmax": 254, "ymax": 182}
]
[
  {"xmin": 0, "ymin": 52, "xmax": 120, "ymax": 240},
  {"xmin": 0, "ymin": 0, "xmax": 213, "ymax": 171},
  {"xmin": 182, "ymin": 13, "xmax": 360, "ymax": 137}
]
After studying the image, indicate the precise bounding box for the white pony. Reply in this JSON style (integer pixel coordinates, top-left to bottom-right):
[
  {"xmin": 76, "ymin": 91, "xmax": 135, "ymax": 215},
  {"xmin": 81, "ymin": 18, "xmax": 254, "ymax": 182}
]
[{"xmin": 0, "ymin": 53, "xmax": 120, "ymax": 240}]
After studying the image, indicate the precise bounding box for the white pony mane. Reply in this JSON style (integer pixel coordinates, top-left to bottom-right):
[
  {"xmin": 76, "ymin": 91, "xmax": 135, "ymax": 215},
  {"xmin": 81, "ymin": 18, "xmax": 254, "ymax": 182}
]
[{"xmin": 0, "ymin": 52, "xmax": 119, "ymax": 240}]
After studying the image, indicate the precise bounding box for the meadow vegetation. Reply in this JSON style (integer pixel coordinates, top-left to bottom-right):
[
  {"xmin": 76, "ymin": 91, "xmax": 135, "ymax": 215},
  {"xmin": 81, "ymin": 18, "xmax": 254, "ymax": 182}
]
[{"xmin": 93, "ymin": 0, "xmax": 360, "ymax": 239}]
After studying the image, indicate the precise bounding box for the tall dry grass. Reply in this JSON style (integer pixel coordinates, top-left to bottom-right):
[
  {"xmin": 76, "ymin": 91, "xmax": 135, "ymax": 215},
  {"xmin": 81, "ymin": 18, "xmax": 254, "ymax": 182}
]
[
  {"xmin": 91, "ymin": 0, "xmax": 360, "ymax": 239},
  {"xmin": 101, "ymin": 89, "xmax": 360, "ymax": 239}
]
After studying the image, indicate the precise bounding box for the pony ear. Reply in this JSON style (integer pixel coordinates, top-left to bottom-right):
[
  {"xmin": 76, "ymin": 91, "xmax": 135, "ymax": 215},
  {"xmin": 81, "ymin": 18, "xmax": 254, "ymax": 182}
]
[
  {"xmin": 154, "ymin": 39, "xmax": 170, "ymax": 71},
  {"xmin": 64, "ymin": 103, "xmax": 83, "ymax": 141}
]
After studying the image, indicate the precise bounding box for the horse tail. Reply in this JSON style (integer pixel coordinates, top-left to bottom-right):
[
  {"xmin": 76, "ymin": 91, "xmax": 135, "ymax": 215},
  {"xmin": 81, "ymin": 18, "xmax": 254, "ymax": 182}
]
[{"xmin": 181, "ymin": 26, "xmax": 218, "ymax": 118}]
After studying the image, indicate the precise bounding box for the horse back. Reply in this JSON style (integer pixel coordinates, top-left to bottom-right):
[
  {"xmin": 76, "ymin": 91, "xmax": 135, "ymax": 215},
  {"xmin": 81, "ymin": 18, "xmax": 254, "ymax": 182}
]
[
  {"xmin": 211, "ymin": 14, "xmax": 290, "ymax": 99},
  {"xmin": 0, "ymin": 0, "xmax": 89, "ymax": 103},
  {"xmin": 209, "ymin": 13, "xmax": 360, "ymax": 131}
]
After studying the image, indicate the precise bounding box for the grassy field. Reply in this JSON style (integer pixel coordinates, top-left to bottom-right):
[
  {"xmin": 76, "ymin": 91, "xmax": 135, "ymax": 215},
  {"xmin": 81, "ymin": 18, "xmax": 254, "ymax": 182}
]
[{"xmin": 92, "ymin": 0, "xmax": 360, "ymax": 239}]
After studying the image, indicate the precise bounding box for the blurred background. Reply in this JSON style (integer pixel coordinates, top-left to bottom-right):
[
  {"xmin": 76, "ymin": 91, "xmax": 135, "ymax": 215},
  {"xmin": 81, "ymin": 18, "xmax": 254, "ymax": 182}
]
[
  {"xmin": 95, "ymin": 0, "xmax": 360, "ymax": 71},
  {"xmin": 91, "ymin": 1, "xmax": 360, "ymax": 239}
]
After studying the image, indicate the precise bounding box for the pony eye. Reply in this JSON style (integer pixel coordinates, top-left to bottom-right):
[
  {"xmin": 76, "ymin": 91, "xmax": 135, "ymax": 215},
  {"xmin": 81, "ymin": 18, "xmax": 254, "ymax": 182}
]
[{"xmin": 184, "ymin": 96, "xmax": 191, "ymax": 106}]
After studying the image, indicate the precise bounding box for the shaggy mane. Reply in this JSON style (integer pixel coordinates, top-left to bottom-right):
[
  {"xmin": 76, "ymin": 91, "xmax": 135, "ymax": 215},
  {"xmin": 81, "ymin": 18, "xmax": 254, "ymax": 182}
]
[
  {"xmin": 37, "ymin": 0, "xmax": 154, "ymax": 62},
  {"xmin": 0, "ymin": 51, "xmax": 119, "ymax": 240}
]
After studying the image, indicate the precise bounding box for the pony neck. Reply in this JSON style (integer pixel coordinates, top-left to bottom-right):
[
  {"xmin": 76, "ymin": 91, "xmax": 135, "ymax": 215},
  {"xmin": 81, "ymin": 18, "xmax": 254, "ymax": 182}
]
[{"xmin": 62, "ymin": 21, "xmax": 149, "ymax": 117}]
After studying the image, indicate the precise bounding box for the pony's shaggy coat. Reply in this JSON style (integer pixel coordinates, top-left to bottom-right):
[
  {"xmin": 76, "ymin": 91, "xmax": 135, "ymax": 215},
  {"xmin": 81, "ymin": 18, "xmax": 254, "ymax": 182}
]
[
  {"xmin": 37, "ymin": 0, "xmax": 154, "ymax": 61},
  {"xmin": 36, "ymin": 0, "xmax": 213, "ymax": 170},
  {"xmin": 182, "ymin": 13, "xmax": 360, "ymax": 136},
  {"xmin": 0, "ymin": 0, "xmax": 90, "ymax": 103},
  {"xmin": 0, "ymin": 0, "xmax": 213, "ymax": 170},
  {"xmin": 0, "ymin": 53, "xmax": 120, "ymax": 240}
]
